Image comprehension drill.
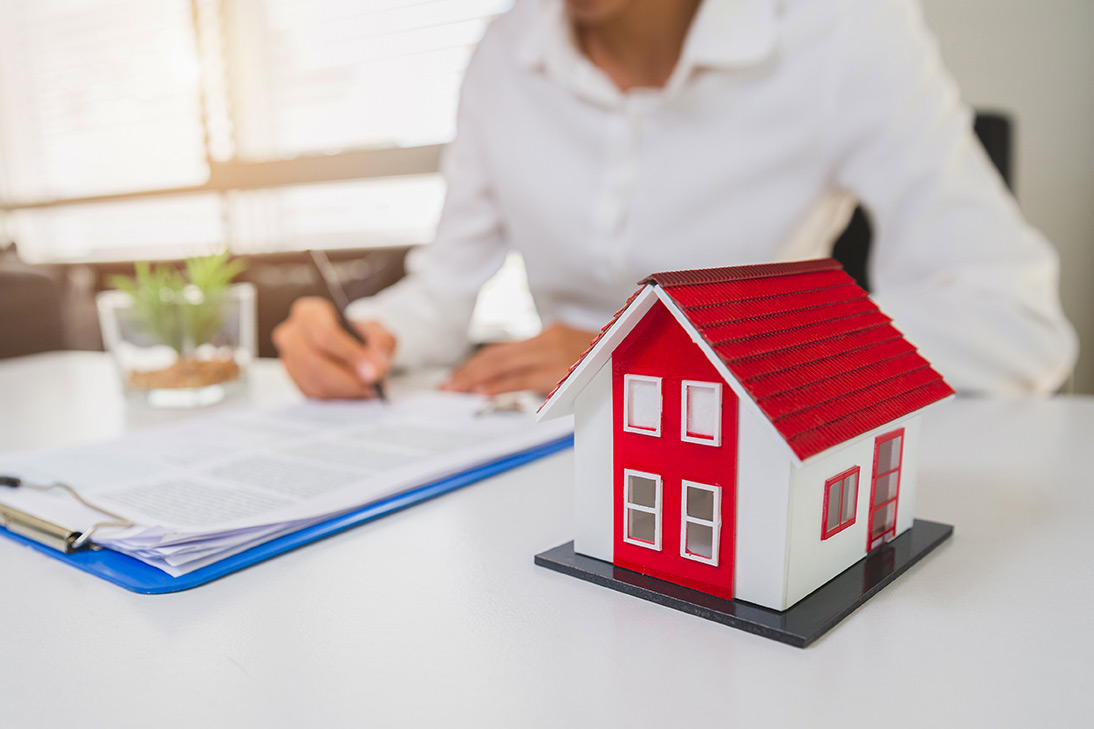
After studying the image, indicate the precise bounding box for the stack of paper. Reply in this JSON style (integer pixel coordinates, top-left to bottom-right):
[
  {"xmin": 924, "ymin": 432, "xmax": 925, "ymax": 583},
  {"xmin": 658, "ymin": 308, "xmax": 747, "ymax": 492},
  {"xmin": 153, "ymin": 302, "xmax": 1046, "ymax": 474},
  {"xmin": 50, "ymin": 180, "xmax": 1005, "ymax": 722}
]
[{"xmin": 0, "ymin": 392, "xmax": 572, "ymax": 576}]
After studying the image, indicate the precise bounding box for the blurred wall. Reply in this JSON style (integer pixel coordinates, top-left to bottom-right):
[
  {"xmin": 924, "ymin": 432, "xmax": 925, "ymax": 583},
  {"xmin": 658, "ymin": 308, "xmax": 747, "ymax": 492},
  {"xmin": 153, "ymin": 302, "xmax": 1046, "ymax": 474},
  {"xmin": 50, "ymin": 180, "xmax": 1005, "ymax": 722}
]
[{"xmin": 920, "ymin": 0, "xmax": 1094, "ymax": 394}]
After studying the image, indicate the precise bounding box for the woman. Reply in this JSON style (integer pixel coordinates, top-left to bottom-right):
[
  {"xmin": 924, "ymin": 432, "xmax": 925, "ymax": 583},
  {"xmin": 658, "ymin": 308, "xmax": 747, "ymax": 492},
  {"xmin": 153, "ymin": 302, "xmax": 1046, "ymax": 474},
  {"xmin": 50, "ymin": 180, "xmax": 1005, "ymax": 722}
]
[{"xmin": 274, "ymin": 0, "xmax": 1077, "ymax": 398}]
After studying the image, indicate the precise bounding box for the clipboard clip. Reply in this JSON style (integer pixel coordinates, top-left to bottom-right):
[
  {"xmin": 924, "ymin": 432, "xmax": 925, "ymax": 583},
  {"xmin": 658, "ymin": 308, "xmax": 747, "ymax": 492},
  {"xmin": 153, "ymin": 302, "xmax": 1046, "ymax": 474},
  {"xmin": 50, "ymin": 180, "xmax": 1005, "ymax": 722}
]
[{"xmin": 0, "ymin": 475, "xmax": 134, "ymax": 553}]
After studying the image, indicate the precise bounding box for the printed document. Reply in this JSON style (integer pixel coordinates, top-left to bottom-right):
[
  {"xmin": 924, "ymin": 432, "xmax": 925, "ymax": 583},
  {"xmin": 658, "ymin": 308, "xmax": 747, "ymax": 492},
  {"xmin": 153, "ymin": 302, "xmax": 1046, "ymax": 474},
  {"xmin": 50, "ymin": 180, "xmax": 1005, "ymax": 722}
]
[{"xmin": 0, "ymin": 392, "xmax": 572, "ymax": 575}]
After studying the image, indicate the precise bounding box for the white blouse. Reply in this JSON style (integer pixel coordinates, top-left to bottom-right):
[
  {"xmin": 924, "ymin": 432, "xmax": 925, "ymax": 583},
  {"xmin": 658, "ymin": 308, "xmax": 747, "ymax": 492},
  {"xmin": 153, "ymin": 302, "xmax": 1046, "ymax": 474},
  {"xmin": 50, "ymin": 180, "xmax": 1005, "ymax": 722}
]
[{"xmin": 347, "ymin": 0, "xmax": 1077, "ymax": 395}]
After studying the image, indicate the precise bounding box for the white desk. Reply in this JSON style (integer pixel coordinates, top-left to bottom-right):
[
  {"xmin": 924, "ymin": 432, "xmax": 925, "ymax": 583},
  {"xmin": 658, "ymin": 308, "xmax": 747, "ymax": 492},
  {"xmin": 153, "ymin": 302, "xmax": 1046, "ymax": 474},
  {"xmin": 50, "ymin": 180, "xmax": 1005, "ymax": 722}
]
[{"xmin": 1, "ymin": 352, "xmax": 1092, "ymax": 728}]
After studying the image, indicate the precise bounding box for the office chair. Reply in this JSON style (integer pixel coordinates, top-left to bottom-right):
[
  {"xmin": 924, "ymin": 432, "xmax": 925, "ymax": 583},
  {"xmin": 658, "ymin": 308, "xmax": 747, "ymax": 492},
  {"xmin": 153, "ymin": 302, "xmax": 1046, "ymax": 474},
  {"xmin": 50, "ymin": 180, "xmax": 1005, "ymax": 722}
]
[{"xmin": 0, "ymin": 265, "xmax": 65, "ymax": 359}]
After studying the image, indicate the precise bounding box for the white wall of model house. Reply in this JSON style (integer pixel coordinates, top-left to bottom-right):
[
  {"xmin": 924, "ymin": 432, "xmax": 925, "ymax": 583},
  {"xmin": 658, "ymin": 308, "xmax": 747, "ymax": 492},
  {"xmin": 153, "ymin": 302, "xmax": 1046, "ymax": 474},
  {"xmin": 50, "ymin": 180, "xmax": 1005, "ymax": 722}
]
[
  {"xmin": 783, "ymin": 416, "xmax": 923, "ymax": 608},
  {"xmin": 572, "ymin": 360, "xmax": 614, "ymax": 564},
  {"xmin": 731, "ymin": 397, "xmax": 794, "ymax": 611}
]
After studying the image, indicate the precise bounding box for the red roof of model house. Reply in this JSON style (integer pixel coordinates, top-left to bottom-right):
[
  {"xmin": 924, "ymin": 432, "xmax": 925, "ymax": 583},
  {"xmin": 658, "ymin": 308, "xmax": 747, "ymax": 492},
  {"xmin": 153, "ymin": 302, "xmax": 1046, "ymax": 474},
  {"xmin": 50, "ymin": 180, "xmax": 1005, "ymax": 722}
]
[{"xmin": 539, "ymin": 258, "xmax": 954, "ymax": 461}]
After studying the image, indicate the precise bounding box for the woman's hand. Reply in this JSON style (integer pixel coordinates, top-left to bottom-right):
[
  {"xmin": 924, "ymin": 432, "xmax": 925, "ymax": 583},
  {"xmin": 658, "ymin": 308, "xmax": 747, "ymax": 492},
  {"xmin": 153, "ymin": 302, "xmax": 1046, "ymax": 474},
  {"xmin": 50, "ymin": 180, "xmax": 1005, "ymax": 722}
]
[
  {"xmin": 273, "ymin": 297, "xmax": 395, "ymax": 400},
  {"xmin": 441, "ymin": 322, "xmax": 597, "ymax": 396}
]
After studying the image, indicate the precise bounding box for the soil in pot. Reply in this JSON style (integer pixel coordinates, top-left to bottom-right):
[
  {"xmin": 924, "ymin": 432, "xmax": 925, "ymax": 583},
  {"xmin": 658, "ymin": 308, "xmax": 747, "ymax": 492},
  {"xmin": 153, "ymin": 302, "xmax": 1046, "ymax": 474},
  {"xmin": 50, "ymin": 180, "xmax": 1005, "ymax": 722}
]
[{"xmin": 128, "ymin": 357, "xmax": 241, "ymax": 390}]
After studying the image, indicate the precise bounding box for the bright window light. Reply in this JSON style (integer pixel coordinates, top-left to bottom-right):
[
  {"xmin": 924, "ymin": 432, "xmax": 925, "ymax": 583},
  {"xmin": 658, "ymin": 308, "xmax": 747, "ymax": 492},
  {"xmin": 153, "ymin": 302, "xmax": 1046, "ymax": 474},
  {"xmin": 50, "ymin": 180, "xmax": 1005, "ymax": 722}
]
[{"xmin": 0, "ymin": 0, "xmax": 513, "ymax": 261}]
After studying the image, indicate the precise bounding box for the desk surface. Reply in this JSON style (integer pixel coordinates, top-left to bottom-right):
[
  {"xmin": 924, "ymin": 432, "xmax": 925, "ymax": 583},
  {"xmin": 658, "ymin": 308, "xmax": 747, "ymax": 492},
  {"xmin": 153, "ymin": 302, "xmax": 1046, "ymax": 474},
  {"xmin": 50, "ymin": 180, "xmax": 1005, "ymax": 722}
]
[{"xmin": 1, "ymin": 352, "xmax": 1092, "ymax": 728}]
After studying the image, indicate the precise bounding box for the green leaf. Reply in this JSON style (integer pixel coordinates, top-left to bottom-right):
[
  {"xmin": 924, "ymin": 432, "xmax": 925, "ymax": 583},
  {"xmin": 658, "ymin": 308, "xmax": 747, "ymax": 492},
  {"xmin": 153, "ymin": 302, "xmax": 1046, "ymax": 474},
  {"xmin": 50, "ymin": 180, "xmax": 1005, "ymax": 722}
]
[{"xmin": 107, "ymin": 253, "xmax": 247, "ymax": 352}]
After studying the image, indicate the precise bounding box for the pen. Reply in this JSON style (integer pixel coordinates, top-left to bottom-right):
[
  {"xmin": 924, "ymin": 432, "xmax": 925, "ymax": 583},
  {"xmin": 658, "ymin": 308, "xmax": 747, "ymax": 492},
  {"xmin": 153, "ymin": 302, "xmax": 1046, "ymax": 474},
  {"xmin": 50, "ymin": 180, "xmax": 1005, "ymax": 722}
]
[{"xmin": 306, "ymin": 249, "xmax": 388, "ymax": 402}]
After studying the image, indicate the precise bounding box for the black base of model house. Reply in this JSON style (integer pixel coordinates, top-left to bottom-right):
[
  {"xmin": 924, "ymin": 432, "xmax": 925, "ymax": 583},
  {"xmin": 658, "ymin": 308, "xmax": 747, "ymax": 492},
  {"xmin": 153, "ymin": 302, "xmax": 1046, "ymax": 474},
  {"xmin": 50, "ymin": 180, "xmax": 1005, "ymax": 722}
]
[{"xmin": 534, "ymin": 518, "xmax": 953, "ymax": 648}]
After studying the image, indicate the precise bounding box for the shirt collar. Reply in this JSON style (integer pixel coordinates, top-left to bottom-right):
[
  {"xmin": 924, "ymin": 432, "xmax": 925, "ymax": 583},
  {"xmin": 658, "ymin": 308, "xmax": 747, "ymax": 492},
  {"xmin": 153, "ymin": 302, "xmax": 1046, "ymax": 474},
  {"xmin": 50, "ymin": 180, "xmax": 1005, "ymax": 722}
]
[{"xmin": 515, "ymin": 0, "xmax": 779, "ymax": 73}]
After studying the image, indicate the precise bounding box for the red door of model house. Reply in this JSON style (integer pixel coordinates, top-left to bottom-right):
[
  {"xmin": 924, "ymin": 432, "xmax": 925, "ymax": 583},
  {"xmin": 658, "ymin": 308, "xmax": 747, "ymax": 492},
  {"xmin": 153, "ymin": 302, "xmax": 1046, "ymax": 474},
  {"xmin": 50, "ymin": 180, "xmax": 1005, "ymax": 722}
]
[
  {"xmin": 867, "ymin": 429, "xmax": 904, "ymax": 551},
  {"xmin": 611, "ymin": 301, "xmax": 738, "ymax": 600}
]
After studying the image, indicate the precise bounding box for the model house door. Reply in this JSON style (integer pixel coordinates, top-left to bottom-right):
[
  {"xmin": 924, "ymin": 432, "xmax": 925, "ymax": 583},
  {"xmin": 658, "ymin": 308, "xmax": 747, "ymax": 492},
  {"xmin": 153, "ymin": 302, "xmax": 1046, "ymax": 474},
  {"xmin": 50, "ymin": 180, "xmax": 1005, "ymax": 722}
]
[{"xmin": 867, "ymin": 430, "xmax": 904, "ymax": 551}]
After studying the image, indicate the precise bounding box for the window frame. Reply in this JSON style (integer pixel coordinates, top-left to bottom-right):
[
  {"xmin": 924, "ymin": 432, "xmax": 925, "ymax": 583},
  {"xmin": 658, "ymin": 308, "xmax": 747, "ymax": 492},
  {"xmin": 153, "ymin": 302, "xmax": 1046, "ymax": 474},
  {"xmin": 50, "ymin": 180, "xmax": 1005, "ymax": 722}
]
[
  {"xmin": 679, "ymin": 380, "xmax": 722, "ymax": 446},
  {"xmin": 679, "ymin": 480, "xmax": 721, "ymax": 566},
  {"xmin": 821, "ymin": 466, "xmax": 860, "ymax": 540},
  {"xmin": 622, "ymin": 468, "xmax": 663, "ymax": 550},
  {"xmin": 622, "ymin": 374, "xmax": 662, "ymax": 437}
]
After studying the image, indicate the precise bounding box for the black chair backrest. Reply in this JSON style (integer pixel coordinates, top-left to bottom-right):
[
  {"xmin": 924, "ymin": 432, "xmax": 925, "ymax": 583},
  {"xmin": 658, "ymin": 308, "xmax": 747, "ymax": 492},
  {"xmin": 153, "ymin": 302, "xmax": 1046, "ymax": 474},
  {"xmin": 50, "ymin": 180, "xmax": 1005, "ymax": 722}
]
[{"xmin": 832, "ymin": 111, "xmax": 1013, "ymax": 291}]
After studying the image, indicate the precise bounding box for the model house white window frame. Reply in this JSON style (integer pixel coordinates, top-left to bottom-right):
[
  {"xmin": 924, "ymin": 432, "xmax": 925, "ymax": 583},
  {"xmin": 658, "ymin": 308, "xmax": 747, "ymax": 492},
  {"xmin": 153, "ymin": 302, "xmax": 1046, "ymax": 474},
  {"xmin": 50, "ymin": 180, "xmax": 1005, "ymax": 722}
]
[
  {"xmin": 623, "ymin": 469, "xmax": 663, "ymax": 550},
  {"xmin": 623, "ymin": 374, "xmax": 662, "ymax": 437},
  {"xmin": 680, "ymin": 380, "xmax": 722, "ymax": 446},
  {"xmin": 821, "ymin": 466, "xmax": 860, "ymax": 540},
  {"xmin": 680, "ymin": 480, "xmax": 721, "ymax": 566}
]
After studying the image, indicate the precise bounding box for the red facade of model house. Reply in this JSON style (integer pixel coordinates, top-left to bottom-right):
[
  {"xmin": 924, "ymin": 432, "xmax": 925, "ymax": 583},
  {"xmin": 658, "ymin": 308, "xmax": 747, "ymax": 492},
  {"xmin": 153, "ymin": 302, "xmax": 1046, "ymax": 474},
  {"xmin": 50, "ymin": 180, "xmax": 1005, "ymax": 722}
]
[{"xmin": 612, "ymin": 302, "xmax": 739, "ymax": 601}]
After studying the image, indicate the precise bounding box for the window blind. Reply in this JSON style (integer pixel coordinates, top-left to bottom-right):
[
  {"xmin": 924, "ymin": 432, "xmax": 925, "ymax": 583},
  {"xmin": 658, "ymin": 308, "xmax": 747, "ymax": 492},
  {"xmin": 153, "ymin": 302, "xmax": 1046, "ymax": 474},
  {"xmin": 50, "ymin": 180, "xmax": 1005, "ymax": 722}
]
[
  {"xmin": 0, "ymin": 0, "xmax": 207, "ymax": 202},
  {"xmin": 0, "ymin": 0, "xmax": 513, "ymax": 262}
]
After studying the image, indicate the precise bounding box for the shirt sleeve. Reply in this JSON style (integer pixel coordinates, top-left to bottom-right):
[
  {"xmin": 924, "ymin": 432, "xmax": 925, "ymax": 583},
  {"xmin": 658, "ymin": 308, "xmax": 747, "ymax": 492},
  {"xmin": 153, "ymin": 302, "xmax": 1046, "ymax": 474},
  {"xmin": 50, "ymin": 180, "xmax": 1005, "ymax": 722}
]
[
  {"xmin": 830, "ymin": 0, "xmax": 1078, "ymax": 395},
  {"xmin": 344, "ymin": 35, "xmax": 509, "ymax": 370}
]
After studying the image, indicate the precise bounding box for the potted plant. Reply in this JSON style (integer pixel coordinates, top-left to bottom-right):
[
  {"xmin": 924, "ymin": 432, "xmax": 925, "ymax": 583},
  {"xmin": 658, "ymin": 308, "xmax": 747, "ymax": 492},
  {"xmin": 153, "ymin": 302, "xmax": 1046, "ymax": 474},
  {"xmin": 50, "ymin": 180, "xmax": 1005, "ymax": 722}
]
[{"xmin": 97, "ymin": 252, "xmax": 256, "ymax": 406}]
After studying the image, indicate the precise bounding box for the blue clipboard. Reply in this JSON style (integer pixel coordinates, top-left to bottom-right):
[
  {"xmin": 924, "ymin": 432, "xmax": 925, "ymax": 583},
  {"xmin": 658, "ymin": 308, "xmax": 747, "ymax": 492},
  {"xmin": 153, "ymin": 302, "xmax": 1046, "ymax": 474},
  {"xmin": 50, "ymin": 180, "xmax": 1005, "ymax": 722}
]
[{"xmin": 0, "ymin": 435, "xmax": 573, "ymax": 594}]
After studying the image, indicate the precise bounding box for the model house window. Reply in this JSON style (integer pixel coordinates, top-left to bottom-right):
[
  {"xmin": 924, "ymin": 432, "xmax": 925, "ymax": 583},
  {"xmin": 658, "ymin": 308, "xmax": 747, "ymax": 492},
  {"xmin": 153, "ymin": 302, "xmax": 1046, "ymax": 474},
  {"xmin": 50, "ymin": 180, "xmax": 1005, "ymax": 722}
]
[
  {"xmin": 680, "ymin": 381, "xmax": 722, "ymax": 445},
  {"xmin": 868, "ymin": 430, "xmax": 904, "ymax": 549},
  {"xmin": 623, "ymin": 375, "xmax": 662, "ymax": 436},
  {"xmin": 623, "ymin": 469, "xmax": 662, "ymax": 550},
  {"xmin": 680, "ymin": 481, "xmax": 720, "ymax": 565},
  {"xmin": 821, "ymin": 467, "xmax": 860, "ymax": 539}
]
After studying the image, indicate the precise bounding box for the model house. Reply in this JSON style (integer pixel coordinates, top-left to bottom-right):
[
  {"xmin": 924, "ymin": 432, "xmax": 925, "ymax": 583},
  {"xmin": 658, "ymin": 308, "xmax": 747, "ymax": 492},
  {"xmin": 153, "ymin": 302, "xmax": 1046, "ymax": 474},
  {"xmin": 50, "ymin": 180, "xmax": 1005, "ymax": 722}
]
[{"xmin": 537, "ymin": 259, "xmax": 954, "ymax": 611}]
